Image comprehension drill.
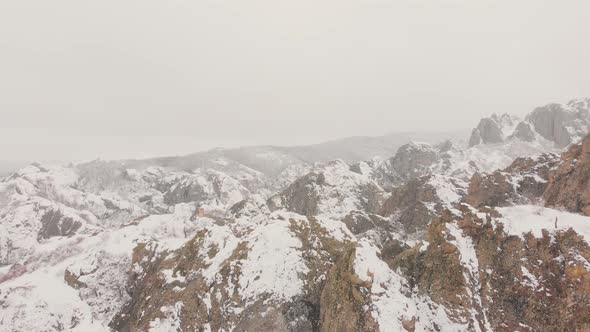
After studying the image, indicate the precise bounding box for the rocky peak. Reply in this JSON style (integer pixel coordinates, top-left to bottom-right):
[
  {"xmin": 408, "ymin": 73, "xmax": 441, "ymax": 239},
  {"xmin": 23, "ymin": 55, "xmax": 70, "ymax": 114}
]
[
  {"xmin": 391, "ymin": 142, "xmax": 438, "ymax": 175},
  {"xmin": 371, "ymin": 141, "xmax": 440, "ymax": 190},
  {"xmin": 465, "ymin": 153, "xmax": 560, "ymax": 208},
  {"xmin": 468, "ymin": 113, "xmax": 520, "ymax": 147},
  {"xmin": 5, "ymin": 98, "xmax": 590, "ymax": 332},
  {"xmin": 509, "ymin": 121, "xmax": 536, "ymax": 142},
  {"xmin": 567, "ymin": 97, "xmax": 590, "ymax": 113},
  {"xmin": 267, "ymin": 160, "xmax": 386, "ymax": 218},
  {"xmin": 468, "ymin": 98, "xmax": 590, "ymax": 148},
  {"xmin": 526, "ymin": 101, "xmax": 590, "ymax": 147},
  {"xmin": 380, "ymin": 174, "xmax": 466, "ymax": 234},
  {"xmin": 392, "ymin": 206, "xmax": 590, "ymax": 332}
]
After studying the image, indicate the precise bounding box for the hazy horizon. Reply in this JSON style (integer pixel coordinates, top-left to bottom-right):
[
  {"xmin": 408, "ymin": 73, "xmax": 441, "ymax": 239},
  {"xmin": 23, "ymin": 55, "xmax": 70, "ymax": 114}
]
[
  {"xmin": 2, "ymin": 0, "xmax": 589, "ymax": 162},
  {"xmin": 1, "ymin": 128, "xmax": 471, "ymax": 167}
]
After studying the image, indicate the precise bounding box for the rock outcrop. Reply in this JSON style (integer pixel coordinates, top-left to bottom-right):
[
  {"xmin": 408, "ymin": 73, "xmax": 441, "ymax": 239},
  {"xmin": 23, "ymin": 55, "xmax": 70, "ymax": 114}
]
[
  {"xmin": 109, "ymin": 216, "xmax": 366, "ymax": 332},
  {"xmin": 465, "ymin": 153, "xmax": 559, "ymax": 208},
  {"xmin": 469, "ymin": 99, "xmax": 590, "ymax": 148},
  {"xmin": 368, "ymin": 142, "xmax": 441, "ymax": 190},
  {"xmin": 267, "ymin": 172, "xmax": 322, "ymax": 216},
  {"xmin": 469, "ymin": 118, "xmax": 505, "ymax": 147},
  {"xmin": 527, "ymin": 100, "xmax": 590, "ymax": 147},
  {"xmin": 544, "ymin": 134, "xmax": 590, "ymax": 215},
  {"xmin": 380, "ymin": 176, "xmax": 439, "ymax": 233},
  {"xmin": 393, "ymin": 207, "xmax": 590, "ymax": 332},
  {"xmin": 268, "ymin": 160, "xmax": 386, "ymax": 218},
  {"xmin": 469, "ymin": 114, "xmax": 520, "ymax": 147},
  {"xmin": 380, "ymin": 174, "xmax": 466, "ymax": 234},
  {"xmin": 509, "ymin": 121, "xmax": 536, "ymax": 142},
  {"xmin": 4, "ymin": 97, "xmax": 590, "ymax": 332}
]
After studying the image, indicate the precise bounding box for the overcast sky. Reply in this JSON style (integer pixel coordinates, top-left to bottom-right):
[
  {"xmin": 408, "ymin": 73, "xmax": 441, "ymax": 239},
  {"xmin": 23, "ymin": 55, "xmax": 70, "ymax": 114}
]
[{"xmin": 1, "ymin": 0, "xmax": 589, "ymax": 162}]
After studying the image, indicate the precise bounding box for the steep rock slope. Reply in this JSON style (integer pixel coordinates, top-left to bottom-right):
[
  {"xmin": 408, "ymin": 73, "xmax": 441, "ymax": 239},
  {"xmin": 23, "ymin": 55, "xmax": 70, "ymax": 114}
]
[
  {"xmin": 392, "ymin": 205, "xmax": 590, "ymax": 332},
  {"xmin": 470, "ymin": 98, "xmax": 590, "ymax": 148},
  {"xmin": 544, "ymin": 134, "xmax": 590, "ymax": 215},
  {"xmin": 465, "ymin": 153, "xmax": 559, "ymax": 209},
  {"xmin": 267, "ymin": 160, "xmax": 386, "ymax": 219},
  {"xmin": 380, "ymin": 174, "xmax": 465, "ymax": 234},
  {"xmin": 469, "ymin": 114, "xmax": 520, "ymax": 147},
  {"xmin": 527, "ymin": 98, "xmax": 590, "ymax": 147}
]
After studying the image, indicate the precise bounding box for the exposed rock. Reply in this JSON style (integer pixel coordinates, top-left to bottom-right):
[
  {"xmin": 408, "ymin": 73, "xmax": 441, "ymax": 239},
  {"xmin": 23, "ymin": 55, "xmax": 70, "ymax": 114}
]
[
  {"xmin": 110, "ymin": 216, "xmax": 354, "ymax": 332},
  {"xmin": 468, "ymin": 100, "xmax": 590, "ymax": 148},
  {"xmin": 64, "ymin": 251, "xmax": 131, "ymax": 323},
  {"xmin": 510, "ymin": 121, "xmax": 536, "ymax": 142},
  {"xmin": 4, "ymin": 98, "xmax": 590, "ymax": 332},
  {"xmin": 392, "ymin": 207, "xmax": 590, "ymax": 332},
  {"xmin": 380, "ymin": 177, "xmax": 437, "ymax": 233},
  {"xmin": 162, "ymin": 170, "xmax": 249, "ymax": 208},
  {"xmin": 465, "ymin": 172, "xmax": 513, "ymax": 208},
  {"xmin": 469, "ymin": 118, "xmax": 505, "ymax": 147},
  {"xmin": 469, "ymin": 214, "xmax": 590, "ymax": 331},
  {"xmin": 465, "ymin": 153, "xmax": 559, "ymax": 208},
  {"xmin": 268, "ymin": 161, "xmax": 386, "ymax": 218},
  {"xmin": 380, "ymin": 175, "xmax": 465, "ymax": 234},
  {"xmin": 368, "ymin": 142, "xmax": 442, "ymax": 191},
  {"xmin": 526, "ymin": 100, "xmax": 590, "ymax": 147},
  {"xmin": 229, "ymin": 197, "xmax": 269, "ymax": 218},
  {"xmin": 468, "ymin": 113, "xmax": 521, "ymax": 147},
  {"xmin": 110, "ymin": 233, "xmax": 247, "ymax": 332},
  {"xmin": 505, "ymin": 153, "xmax": 559, "ymax": 199},
  {"xmin": 401, "ymin": 317, "xmax": 416, "ymax": 332},
  {"xmin": 319, "ymin": 245, "xmax": 376, "ymax": 332},
  {"xmin": 390, "ymin": 142, "xmax": 438, "ymax": 180},
  {"xmin": 544, "ymin": 134, "xmax": 590, "ymax": 215},
  {"xmin": 37, "ymin": 209, "xmax": 82, "ymax": 241},
  {"xmin": 342, "ymin": 211, "xmax": 391, "ymax": 235},
  {"xmin": 267, "ymin": 172, "xmax": 321, "ymax": 215}
]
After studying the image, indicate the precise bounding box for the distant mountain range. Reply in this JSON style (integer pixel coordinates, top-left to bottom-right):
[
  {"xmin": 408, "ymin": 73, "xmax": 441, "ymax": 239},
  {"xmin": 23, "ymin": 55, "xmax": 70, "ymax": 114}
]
[{"xmin": 1, "ymin": 98, "xmax": 590, "ymax": 332}]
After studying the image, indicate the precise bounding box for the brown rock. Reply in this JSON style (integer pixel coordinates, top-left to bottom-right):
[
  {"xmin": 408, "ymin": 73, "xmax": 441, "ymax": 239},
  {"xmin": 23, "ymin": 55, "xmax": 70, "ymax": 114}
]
[
  {"xmin": 465, "ymin": 153, "xmax": 559, "ymax": 208},
  {"xmin": 380, "ymin": 176, "xmax": 439, "ymax": 233},
  {"xmin": 319, "ymin": 245, "xmax": 377, "ymax": 332},
  {"xmin": 544, "ymin": 134, "xmax": 590, "ymax": 215},
  {"xmin": 402, "ymin": 316, "xmax": 416, "ymax": 332}
]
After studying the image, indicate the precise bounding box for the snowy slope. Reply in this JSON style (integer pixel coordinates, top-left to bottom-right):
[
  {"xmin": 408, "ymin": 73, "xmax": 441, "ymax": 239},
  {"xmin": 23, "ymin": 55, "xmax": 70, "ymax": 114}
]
[{"xmin": 1, "ymin": 98, "xmax": 590, "ymax": 331}]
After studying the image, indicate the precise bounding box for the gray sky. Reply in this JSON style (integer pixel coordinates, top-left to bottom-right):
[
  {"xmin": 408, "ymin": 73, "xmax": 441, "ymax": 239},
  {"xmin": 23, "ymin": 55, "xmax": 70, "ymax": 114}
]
[{"xmin": 1, "ymin": 0, "xmax": 589, "ymax": 162}]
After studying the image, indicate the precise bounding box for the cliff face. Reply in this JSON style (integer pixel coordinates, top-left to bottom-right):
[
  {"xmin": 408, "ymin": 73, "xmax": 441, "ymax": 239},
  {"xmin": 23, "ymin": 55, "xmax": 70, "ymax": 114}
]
[
  {"xmin": 109, "ymin": 217, "xmax": 372, "ymax": 332},
  {"xmin": 469, "ymin": 117, "xmax": 506, "ymax": 147},
  {"xmin": 527, "ymin": 100, "xmax": 590, "ymax": 148},
  {"xmin": 544, "ymin": 134, "xmax": 590, "ymax": 215},
  {"xmin": 267, "ymin": 160, "xmax": 386, "ymax": 219},
  {"xmin": 391, "ymin": 207, "xmax": 590, "ymax": 332},
  {"xmin": 469, "ymin": 98, "xmax": 590, "ymax": 148},
  {"xmin": 465, "ymin": 153, "xmax": 559, "ymax": 208}
]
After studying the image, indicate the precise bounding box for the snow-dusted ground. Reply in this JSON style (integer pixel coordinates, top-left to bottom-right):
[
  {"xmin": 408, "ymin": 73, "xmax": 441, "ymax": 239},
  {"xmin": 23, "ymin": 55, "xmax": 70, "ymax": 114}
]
[
  {"xmin": 0, "ymin": 204, "xmax": 195, "ymax": 331},
  {"xmin": 496, "ymin": 205, "xmax": 590, "ymax": 240},
  {"xmin": 2, "ymin": 102, "xmax": 590, "ymax": 331},
  {"xmin": 354, "ymin": 240, "xmax": 467, "ymax": 331}
]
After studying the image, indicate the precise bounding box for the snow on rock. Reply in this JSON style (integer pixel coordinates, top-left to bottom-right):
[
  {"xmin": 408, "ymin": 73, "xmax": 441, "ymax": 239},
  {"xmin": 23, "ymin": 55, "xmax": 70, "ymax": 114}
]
[
  {"xmin": 446, "ymin": 223, "xmax": 493, "ymax": 332},
  {"xmin": 0, "ymin": 238, "xmax": 108, "ymax": 331},
  {"xmin": 148, "ymin": 301, "xmax": 184, "ymax": 332},
  {"xmin": 0, "ymin": 203, "xmax": 198, "ymax": 331},
  {"xmin": 354, "ymin": 239, "xmax": 467, "ymax": 331},
  {"xmin": 496, "ymin": 205, "xmax": 590, "ymax": 240},
  {"xmin": 268, "ymin": 159, "xmax": 386, "ymax": 220},
  {"xmin": 238, "ymin": 218, "xmax": 308, "ymax": 306},
  {"xmin": 2, "ymin": 98, "xmax": 590, "ymax": 331},
  {"xmin": 428, "ymin": 174, "xmax": 466, "ymax": 209}
]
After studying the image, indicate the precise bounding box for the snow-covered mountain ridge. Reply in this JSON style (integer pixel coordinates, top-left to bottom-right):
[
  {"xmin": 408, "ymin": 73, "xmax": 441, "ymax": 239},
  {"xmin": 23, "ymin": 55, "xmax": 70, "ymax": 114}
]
[{"xmin": 1, "ymin": 98, "xmax": 590, "ymax": 331}]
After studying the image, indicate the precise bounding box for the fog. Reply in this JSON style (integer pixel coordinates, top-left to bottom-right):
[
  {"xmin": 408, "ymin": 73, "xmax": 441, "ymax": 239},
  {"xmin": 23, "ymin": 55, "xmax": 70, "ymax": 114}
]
[{"xmin": 1, "ymin": 0, "xmax": 589, "ymax": 162}]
